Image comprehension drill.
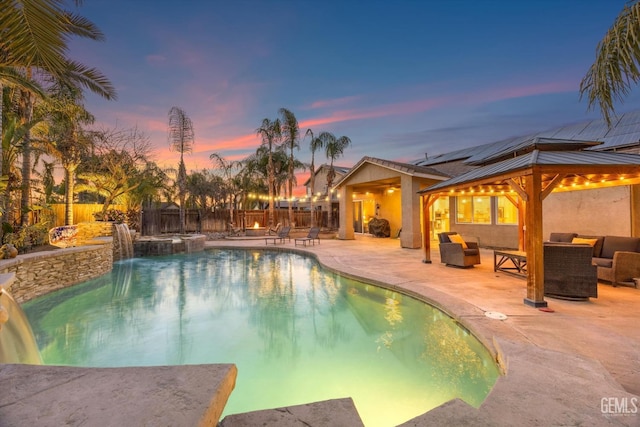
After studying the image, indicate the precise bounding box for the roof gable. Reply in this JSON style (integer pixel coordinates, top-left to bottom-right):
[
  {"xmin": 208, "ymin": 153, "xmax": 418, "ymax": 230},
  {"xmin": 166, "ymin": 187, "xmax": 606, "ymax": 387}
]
[
  {"xmin": 335, "ymin": 156, "xmax": 449, "ymax": 188},
  {"xmin": 303, "ymin": 164, "xmax": 351, "ymax": 186}
]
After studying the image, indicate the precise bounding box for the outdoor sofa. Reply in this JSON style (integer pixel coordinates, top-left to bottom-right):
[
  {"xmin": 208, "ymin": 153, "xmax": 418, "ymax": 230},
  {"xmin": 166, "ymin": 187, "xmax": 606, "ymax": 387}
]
[{"xmin": 548, "ymin": 233, "xmax": 640, "ymax": 287}]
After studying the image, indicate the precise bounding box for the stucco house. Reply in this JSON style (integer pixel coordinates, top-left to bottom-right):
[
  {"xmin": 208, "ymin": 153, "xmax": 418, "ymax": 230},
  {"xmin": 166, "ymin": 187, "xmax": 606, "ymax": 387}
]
[
  {"xmin": 300, "ymin": 164, "xmax": 350, "ymax": 228},
  {"xmin": 333, "ymin": 157, "xmax": 449, "ymax": 249},
  {"xmin": 333, "ymin": 110, "xmax": 640, "ymax": 251}
]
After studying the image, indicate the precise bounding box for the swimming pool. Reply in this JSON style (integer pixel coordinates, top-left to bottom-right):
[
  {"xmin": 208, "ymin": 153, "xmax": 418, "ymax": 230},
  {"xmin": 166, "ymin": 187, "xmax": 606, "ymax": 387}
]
[{"xmin": 24, "ymin": 249, "xmax": 499, "ymax": 426}]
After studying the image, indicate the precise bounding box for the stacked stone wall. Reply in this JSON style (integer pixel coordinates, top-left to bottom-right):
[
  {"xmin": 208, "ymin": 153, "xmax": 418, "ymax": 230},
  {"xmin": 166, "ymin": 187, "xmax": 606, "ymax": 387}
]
[
  {"xmin": 0, "ymin": 242, "xmax": 113, "ymax": 304},
  {"xmin": 76, "ymin": 221, "xmax": 113, "ymax": 240}
]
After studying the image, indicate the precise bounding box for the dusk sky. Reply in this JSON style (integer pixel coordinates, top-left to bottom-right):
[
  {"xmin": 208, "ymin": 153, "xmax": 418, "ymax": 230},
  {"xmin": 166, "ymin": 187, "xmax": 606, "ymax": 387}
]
[{"xmin": 69, "ymin": 0, "xmax": 640, "ymax": 195}]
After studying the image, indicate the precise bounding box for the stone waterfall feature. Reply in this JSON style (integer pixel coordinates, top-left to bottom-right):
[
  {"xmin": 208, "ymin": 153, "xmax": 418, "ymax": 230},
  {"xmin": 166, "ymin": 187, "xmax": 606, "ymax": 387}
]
[
  {"xmin": 0, "ymin": 274, "xmax": 42, "ymax": 364},
  {"xmin": 113, "ymin": 223, "xmax": 134, "ymax": 261}
]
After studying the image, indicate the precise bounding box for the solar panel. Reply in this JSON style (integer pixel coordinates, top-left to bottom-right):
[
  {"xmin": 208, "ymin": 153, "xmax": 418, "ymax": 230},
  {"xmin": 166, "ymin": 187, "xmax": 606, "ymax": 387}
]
[
  {"xmin": 549, "ymin": 122, "xmax": 591, "ymax": 139},
  {"xmin": 418, "ymin": 110, "xmax": 640, "ymax": 167},
  {"xmin": 576, "ymin": 121, "xmax": 609, "ymax": 139}
]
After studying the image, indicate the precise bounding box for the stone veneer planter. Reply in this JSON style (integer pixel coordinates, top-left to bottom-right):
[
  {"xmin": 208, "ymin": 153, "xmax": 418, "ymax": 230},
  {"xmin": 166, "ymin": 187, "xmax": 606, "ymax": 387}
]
[{"xmin": 0, "ymin": 239, "xmax": 113, "ymax": 304}]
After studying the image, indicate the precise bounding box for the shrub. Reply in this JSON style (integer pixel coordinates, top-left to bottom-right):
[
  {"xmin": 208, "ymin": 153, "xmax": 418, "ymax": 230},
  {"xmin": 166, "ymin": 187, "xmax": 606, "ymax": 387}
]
[
  {"xmin": 4, "ymin": 223, "xmax": 50, "ymax": 253},
  {"xmin": 125, "ymin": 208, "xmax": 140, "ymax": 231}
]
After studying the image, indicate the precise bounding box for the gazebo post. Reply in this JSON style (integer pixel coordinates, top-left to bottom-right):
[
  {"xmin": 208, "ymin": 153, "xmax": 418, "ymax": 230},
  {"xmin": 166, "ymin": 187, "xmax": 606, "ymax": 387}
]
[
  {"xmin": 422, "ymin": 194, "xmax": 432, "ymax": 263},
  {"xmin": 524, "ymin": 172, "xmax": 547, "ymax": 308},
  {"xmin": 518, "ymin": 198, "xmax": 526, "ymax": 251}
]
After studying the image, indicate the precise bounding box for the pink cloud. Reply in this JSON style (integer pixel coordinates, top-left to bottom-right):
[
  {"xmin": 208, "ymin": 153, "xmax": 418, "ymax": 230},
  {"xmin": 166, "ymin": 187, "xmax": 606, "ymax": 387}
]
[
  {"xmin": 306, "ymin": 96, "xmax": 361, "ymax": 110},
  {"xmin": 194, "ymin": 133, "xmax": 261, "ymax": 154},
  {"xmin": 299, "ymin": 79, "xmax": 577, "ymax": 131},
  {"xmin": 469, "ymin": 80, "xmax": 577, "ymax": 105},
  {"xmin": 299, "ymin": 95, "xmax": 453, "ymax": 130}
]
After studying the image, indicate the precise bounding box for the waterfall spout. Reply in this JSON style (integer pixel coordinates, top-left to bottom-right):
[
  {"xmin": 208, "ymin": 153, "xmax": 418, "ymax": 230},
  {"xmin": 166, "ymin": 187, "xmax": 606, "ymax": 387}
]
[
  {"xmin": 113, "ymin": 223, "xmax": 134, "ymax": 261},
  {"xmin": 0, "ymin": 279, "xmax": 42, "ymax": 365}
]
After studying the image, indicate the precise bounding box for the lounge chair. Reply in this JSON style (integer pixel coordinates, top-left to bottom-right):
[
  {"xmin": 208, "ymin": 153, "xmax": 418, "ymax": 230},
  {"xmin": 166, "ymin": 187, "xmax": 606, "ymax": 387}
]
[
  {"xmin": 267, "ymin": 223, "xmax": 282, "ymax": 235},
  {"xmin": 295, "ymin": 227, "xmax": 321, "ymax": 246},
  {"xmin": 228, "ymin": 222, "xmax": 243, "ymax": 237},
  {"xmin": 264, "ymin": 226, "xmax": 291, "ymax": 245}
]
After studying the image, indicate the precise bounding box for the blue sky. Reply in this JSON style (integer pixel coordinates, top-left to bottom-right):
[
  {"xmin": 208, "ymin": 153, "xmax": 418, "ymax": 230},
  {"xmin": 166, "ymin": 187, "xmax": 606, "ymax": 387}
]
[{"xmin": 69, "ymin": 0, "xmax": 640, "ymax": 193}]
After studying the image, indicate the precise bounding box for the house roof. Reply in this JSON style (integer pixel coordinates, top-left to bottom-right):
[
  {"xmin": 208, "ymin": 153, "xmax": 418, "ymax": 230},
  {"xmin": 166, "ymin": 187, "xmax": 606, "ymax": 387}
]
[
  {"xmin": 418, "ymin": 150, "xmax": 640, "ymax": 195},
  {"xmin": 414, "ymin": 110, "xmax": 640, "ymax": 168},
  {"xmin": 334, "ymin": 156, "xmax": 449, "ymax": 188},
  {"xmin": 303, "ymin": 164, "xmax": 351, "ymax": 187},
  {"xmin": 157, "ymin": 202, "xmax": 180, "ymax": 210},
  {"xmin": 464, "ymin": 137, "xmax": 601, "ymax": 166}
]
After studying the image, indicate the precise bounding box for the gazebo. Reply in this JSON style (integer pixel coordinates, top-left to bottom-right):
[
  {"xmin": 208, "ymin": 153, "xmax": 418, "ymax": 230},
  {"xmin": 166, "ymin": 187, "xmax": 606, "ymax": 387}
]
[{"xmin": 418, "ymin": 149, "xmax": 640, "ymax": 308}]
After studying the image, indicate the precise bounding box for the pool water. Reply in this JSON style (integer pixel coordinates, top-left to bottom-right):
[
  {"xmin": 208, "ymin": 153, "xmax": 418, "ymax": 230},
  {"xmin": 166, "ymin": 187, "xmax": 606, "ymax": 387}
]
[{"xmin": 24, "ymin": 249, "xmax": 499, "ymax": 426}]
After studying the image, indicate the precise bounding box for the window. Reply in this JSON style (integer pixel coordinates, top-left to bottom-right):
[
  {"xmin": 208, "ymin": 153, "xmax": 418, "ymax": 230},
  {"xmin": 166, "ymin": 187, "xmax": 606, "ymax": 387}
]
[
  {"xmin": 496, "ymin": 196, "xmax": 518, "ymax": 225},
  {"xmin": 456, "ymin": 196, "xmax": 491, "ymax": 224}
]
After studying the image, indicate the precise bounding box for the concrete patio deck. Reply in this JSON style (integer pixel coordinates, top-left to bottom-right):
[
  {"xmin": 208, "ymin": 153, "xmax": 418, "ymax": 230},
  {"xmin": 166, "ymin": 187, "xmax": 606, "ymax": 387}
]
[{"xmin": 210, "ymin": 234, "xmax": 640, "ymax": 426}]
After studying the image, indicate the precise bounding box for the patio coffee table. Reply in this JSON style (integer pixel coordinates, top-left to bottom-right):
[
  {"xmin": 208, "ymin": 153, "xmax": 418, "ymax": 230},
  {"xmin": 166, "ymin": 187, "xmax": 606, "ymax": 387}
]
[{"xmin": 494, "ymin": 250, "xmax": 527, "ymax": 278}]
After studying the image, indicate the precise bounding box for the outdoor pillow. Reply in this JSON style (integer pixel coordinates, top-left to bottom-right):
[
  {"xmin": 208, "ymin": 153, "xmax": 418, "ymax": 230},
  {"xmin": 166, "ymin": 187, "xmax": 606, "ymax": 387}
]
[
  {"xmin": 448, "ymin": 233, "xmax": 468, "ymax": 249},
  {"xmin": 576, "ymin": 235, "xmax": 605, "ymax": 258},
  {"xmin": 572, "ymin": 237, "xmax": 598, "ymax": 247}
]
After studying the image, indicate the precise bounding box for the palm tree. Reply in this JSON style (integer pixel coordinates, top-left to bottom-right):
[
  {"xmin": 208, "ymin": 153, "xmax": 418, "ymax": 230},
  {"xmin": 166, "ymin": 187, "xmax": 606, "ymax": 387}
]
[
  {"xmin": 185, "ymin": 169, "xmax": 218, "ymax": 233},
  {"xmin": 210, "ymin": 152, "xmax": 240, "ymax": 226},
  {"xmin": 2, "ymin": 0, "xmax": 116, "ymax": 225},
  {"xmin": 305, "ymin": 128, "xmax": 324, "ymax": 228},
  {"xmin": 240, "ymin": 147, "xmax": 272, "ymax": 209},
  {"xmin": 168, "ymin": 106, "xmax": 194, "ymax": 234},
  {"xmin": 36, "ymin": 83, "xmax": 94, "ymax": 225},
  {"xmin": 127, "ymin": 161, "xmax": 168, "ymax": 221},
  {"xmin": 320, "ymin": 132, "xmax": 351, "ymax": 229},
  {"xmin": 278, "ymin": 108, "xmax": 300, "ymax": 226},
  {"xmin": 0, "ymin": 112, "xmax": 30, "ymax": 226},
  {"xmin": 580, "ymin": 1, "xmax": 640, "ymax": 126},
  {"xmin": 0, "ymin": 69, "xmax": 45, "ymax": 169},
  {"xmin": 256, "ymin": 117, "xmax": 281, "ymax": 228}
]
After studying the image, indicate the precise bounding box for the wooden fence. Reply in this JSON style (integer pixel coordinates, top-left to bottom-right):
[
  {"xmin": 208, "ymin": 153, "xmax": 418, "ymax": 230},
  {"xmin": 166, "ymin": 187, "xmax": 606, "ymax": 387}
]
[
  {"xmin": 50, "ymin": 204, "xmax": 126, "ymax": 227},
  {"xmin": 140, "ymin": 208, "xmax": 334, "ymax": 235},
  {"xmin": 49, "ymin": 204, "xmax": 338, "ymax": 235}
]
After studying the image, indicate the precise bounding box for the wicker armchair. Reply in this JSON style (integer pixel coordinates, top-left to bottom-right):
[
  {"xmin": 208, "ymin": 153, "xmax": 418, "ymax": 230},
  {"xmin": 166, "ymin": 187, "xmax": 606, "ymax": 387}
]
[
  {"xmin": 438, "ymin": 232, "xmax": 481, "ymax": 268},
  {"xmin": 544, "ymin": 243, "xmax": 597, "ymax": 299},
  {"xmin": 597, "ymin": 251, "xmax": 640, "ymax": 287}
]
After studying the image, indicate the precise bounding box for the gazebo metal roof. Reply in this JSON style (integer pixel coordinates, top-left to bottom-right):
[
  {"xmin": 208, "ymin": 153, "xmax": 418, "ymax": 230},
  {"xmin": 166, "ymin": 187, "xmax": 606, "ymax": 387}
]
[{"xmin": 420, "ymin": 150, "xmax": 640, "ymax": 196}]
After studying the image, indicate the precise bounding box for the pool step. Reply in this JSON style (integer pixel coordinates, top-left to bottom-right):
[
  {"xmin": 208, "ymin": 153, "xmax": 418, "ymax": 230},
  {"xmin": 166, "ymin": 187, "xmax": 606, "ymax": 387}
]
[
  {"xmin": 219, "ymin": 397, "xmax": 364, "ymax": 427},
  {"xmin": 0, "ymin": 363, "xmax": 237, "ymax": 426}
]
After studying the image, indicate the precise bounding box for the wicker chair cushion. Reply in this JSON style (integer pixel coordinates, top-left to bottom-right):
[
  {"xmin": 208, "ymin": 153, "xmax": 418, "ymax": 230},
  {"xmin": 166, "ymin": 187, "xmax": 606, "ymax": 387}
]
[
  {"xmin": 601, "ymin": 236, "xmax": 640, "ymax": 259},
  {"xmin": 463, "ymin": 248, "xmax": 479, "ymax": 256},
  {"xmin": 593, "ymin": 257, "xmax": 613, "ymax": 268},
  {"xmin": 438, "ymin": 232, "xmax": 456, "ymax": 243},
  {"xmin": 549, "ymin": 232, "xmax": 577, "ymax": 242}
]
